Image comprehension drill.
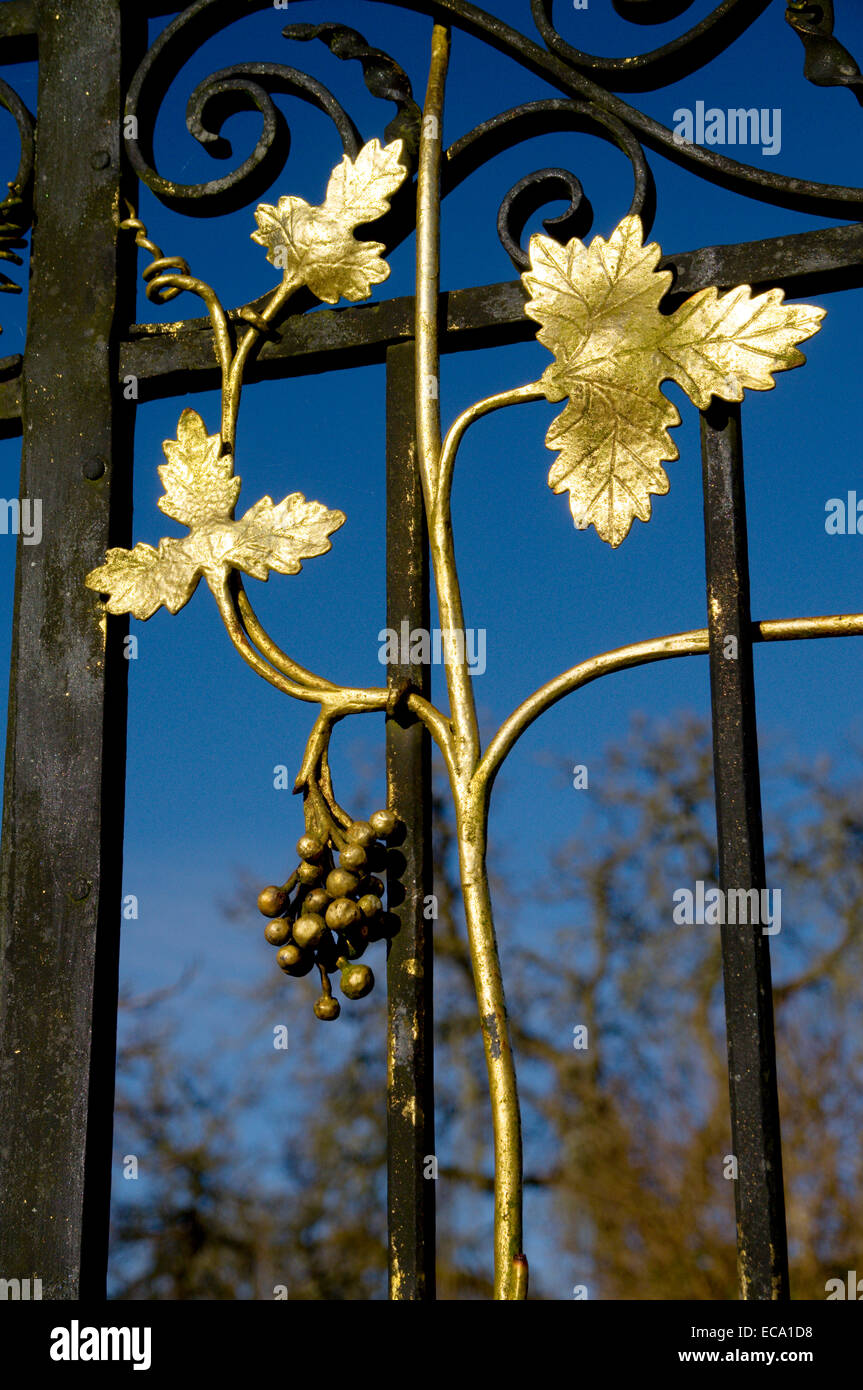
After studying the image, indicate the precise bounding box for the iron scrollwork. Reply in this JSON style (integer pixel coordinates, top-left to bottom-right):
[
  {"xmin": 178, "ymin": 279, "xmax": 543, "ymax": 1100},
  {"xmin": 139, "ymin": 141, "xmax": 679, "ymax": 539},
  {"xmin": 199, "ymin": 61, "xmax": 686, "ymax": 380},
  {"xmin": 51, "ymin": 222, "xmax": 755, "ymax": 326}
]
[
  {"xmin": 120, "ymin": 0, "xmax": 863, "ymax": 335},
  {"xmin": 786, "ymin": 0, "xmax": 863, "ymax": 102},
  {"xmin": 0, "ymin": 74, "xmax": 34, "ymax": 297}
]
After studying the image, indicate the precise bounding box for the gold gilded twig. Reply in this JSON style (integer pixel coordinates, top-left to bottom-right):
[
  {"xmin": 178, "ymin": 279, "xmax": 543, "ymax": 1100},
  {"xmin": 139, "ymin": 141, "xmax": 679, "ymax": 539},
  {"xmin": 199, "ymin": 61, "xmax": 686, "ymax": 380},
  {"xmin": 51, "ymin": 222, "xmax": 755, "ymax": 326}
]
[{"xmin": 416, "ymin": 22, "xmax": 525, "ymax": 1302}]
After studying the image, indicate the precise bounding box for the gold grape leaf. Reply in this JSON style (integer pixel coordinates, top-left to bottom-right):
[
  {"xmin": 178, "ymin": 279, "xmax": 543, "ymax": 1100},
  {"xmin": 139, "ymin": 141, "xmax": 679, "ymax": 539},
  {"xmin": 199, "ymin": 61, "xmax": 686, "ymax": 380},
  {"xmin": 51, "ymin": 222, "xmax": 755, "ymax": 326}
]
[
  {"xmin": 523, "ymin": 214, "xmax": 825, "ymax": 546},
  {"xmin": 85, "ymin": 409, "xmax": 345, "ymax": 620},
  {"xmin": 158, "ymin": 406, "xmax": 240, "ymax": 526},
  {"xmin": 251, "ymin": 137, "xmax": 407, "ymax": 304},
  {"xmin": 219, "ymin": 494, "xmax": 345, "ymax": 579},
  {"xmin": 85, "ymin": 539, "xmax": 200, "ymax": 620}
]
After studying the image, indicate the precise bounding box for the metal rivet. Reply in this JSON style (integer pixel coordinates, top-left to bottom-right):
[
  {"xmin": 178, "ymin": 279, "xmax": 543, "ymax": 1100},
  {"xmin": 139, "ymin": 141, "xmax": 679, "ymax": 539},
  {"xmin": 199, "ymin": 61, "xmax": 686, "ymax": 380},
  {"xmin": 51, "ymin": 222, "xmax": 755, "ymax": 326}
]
[
  {"xmin": 69, "ymin": 878, "xmax": 91, "ymax": 902},
  {"xmin": 91, "ymin": 150, "xmax": 110, "ymax": 169},
  {"xmin": 83, "ymin": 457, "xmax": 106, "ymax": 480}
]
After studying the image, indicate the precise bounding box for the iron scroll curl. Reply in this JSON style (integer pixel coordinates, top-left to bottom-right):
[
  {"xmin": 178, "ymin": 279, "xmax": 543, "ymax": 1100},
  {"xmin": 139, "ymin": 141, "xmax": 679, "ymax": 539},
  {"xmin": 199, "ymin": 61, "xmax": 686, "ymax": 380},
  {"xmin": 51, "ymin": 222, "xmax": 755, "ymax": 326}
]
[
  {"xmin": 124, "ymin": 0, "xmax": 863, "ymax": 260},
  {"xmin": 0, "ymin": 75, "xmax": 34, "ymax": 295}
]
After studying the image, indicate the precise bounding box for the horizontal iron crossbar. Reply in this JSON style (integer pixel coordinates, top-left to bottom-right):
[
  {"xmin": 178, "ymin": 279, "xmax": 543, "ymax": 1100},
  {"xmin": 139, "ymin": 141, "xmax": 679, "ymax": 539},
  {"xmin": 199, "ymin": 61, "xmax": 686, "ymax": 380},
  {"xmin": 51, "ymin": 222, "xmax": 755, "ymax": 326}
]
[{"xmin": 1, "ymin": 221, "xmax": 861, "ymax": 434}]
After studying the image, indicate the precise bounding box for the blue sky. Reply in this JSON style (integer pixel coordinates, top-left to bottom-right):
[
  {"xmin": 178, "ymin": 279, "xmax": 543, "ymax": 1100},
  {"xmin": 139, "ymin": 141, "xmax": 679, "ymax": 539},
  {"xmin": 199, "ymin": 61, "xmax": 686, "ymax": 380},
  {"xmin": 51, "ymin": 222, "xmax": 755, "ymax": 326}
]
[{"xmin": 2, "ymin": 0, "xmax": 863, "ymax": 1295}]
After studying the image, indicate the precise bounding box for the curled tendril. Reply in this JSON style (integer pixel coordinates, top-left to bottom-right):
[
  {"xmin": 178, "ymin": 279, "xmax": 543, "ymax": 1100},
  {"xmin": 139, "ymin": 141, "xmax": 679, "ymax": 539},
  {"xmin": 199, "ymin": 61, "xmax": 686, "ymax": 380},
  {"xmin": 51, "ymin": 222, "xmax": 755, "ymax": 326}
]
[
  {"xmin": 119, "ymin": 209, "xmax": 232, "ymax": 385},
  {"xmin": 445, "ymin": 99, "xmax": 655, "ymax": 267},
  {"xmin": 497, "ymin": 169, "xmax": 592, "ymax": 272},
  {"xmin": 119, "ymin": 213, "xmax": 191, "ymax": 305}
]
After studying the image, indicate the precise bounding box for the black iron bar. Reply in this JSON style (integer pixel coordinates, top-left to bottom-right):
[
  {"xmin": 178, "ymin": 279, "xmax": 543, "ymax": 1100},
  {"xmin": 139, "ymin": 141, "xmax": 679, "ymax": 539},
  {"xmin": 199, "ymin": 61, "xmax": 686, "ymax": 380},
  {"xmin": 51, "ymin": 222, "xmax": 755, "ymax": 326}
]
[
  {"xmin": 0, "ymin": 0, "xmax": 141, "ymax": 1299},
  {"xmin": 701, "ymin": 399, "xmax": 789, "ymax": 1301},
  {"xmin": 384, "ymin": 340, "xmax": 435, "ymax": 1299},
  {"xmin": 2, "ymin": 222, "xmax": 862, "ymax": 439},
  {"xmin": 0, "ymin": 0, "xmax": 36, "ymax": 58}
]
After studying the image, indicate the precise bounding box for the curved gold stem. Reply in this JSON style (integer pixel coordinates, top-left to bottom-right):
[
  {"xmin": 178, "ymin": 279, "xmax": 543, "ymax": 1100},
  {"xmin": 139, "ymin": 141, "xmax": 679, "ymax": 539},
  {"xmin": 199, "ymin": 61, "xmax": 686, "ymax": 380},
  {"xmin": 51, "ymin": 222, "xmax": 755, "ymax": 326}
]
[
  {"xmin": 475, "ymin": 627, "xmax": 710, "ymax": 800},
  {"xmin": 294, "ymin": 706, "xmax": 343, "ymax": 790},
  {"xmin": 436, "ymin": 383, "xmax": 546, "ymax": 516},
  {"xmin": 121, "ymin": 213, "xmax": 234, "ymax": 408},
  {"xmin": 456, "ymin": 605, "xmax": 863, "ymax": 1297},
  {"xmin": 298, "ymin": 721, "xmax": 351, "ymax": 849},
  {"xmin": 145, "ymin": 272, "xmax": 233, "ymax": 387},
  {"xmin": 235, "ymin": 581, "xmax": 340, "ymax": 692},
  {"xmin": 210, "ymin": 573, "xmax": 389, "ymax": 712},
  {"xmin": 406, "ymin": 691, "xmax": 459, "ymax": 787},
  {"xmin": 211, "ymin": 576, "xmax": 459, "ymax": 784},
  {"xmin": 320, "ymin": 747, "xmax": 353, "ymax": 828},
  {"xmin": 474, "ymin": 609, "xmax": 863, "ymax": 804},
  {"xmin": 121, "ymin": 209, "xmax": 299, "ymax": 450},
  {"xmin": 229, "ymin": 581, "xmax": 456, "ymax": 765},
  {"xmin": 223, "ymin": 273, "xmax": 300, "ymax": 450},
  {"xmin": 308, "ymin": 779, "xmax": 350, "ymax": 848},
  {"xmin": 210, "ymin": 573, "xmax": 325, "ymax": 703}
]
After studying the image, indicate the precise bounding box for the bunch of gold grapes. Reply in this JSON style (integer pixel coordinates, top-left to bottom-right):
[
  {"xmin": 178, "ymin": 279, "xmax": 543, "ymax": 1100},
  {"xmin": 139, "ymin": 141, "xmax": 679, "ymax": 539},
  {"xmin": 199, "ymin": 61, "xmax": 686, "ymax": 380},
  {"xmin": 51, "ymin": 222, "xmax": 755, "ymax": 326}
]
[{"xmin": 256, "ymin": 809, "xmax": 399, "ymax": 1019}]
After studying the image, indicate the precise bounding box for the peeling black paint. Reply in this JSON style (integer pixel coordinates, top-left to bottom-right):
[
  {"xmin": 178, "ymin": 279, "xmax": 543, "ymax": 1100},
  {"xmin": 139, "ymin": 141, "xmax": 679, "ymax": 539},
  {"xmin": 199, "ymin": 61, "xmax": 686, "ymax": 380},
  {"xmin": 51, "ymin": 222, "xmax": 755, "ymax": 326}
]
[{"xmin": 484, "ymin": 1012, "xmax": 502, "ymax": 1060}]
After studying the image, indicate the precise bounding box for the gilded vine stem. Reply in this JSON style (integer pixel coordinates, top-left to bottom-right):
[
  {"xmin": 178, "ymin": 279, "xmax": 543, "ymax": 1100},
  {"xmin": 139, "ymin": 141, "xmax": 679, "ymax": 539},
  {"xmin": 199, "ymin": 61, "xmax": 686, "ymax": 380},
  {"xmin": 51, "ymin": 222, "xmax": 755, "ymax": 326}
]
[{"xmin": 416, "ymin": 22, "xmax": 526, "ymax": 1302}]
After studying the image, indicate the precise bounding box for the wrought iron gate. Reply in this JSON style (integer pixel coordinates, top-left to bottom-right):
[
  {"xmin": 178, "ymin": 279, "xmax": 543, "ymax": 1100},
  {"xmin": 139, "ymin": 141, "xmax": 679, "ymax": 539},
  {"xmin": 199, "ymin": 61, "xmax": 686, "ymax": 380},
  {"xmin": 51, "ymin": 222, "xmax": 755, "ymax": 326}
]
[{"xmin": 1, "ymin": 0, "xmax": 861, "ymax": 1301}]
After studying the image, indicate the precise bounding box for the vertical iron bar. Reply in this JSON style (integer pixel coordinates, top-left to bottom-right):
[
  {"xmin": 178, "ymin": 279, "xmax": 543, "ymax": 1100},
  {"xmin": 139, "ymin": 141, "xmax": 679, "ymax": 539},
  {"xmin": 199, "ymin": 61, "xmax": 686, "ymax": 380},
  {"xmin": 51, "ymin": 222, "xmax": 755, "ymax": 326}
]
[
  {"xmin": 0, "ymin": 0, "xmax": 140, "ymax": 1298},
  {"xmin": 385, "ymin": 340, "xmax": 435, "ymax": 1299},
  {"xmin": 701, "ymin": 398, "xmax": 789, "ymax": 1300}
]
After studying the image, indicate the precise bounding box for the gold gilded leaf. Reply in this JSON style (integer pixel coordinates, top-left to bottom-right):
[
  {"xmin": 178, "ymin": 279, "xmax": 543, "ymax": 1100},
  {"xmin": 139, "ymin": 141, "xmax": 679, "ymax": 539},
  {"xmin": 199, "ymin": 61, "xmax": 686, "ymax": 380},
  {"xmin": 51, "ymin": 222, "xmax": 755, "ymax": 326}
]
[
  {"xmin": 225, "ymin": 494, "xmax": 347, "ymax": 579},
  {"xmin": 523, "ymin": 215, "xmax": 825, "ymax": 546},
  {"xmin": 251, "ymin": 138, "xmax": 407, "ymax": 304},
  {"xmin": 85, "ymin": 539, "xmax": 199, "ymax": 620},
  {"xmin": 545, "ymin": 391, "xmax": 675, "ymax": 548},
  {"xmin": 526, "ymin": 218, "xmax": 671, "ymax": 404},
  {"xmin": 658, "ymin": 284, "xmax": 825, "ymax": 409},
  {"xmin": 85, "ymin": 413, "xmax": 346, "ymax": 620},
  {"xmin": 158, "ymin": 407, "xmax": 240, "ymax": 526}
]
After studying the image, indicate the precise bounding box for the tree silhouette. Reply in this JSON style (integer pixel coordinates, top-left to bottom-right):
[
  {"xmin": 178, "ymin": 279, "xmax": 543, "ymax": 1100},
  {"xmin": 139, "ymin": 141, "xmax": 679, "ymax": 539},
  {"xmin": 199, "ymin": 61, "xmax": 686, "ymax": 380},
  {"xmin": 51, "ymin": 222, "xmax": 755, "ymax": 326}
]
[{"xmin": 109, "ymin": 714, "xmax": 863, "ymax": 1300}]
